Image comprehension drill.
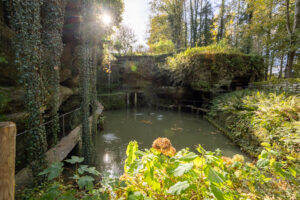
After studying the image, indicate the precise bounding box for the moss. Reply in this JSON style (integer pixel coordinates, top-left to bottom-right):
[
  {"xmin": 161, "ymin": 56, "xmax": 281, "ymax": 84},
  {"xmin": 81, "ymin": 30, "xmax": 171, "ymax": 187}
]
[
  {"xmin": 99, "ymin": 93, "xmax": 126, "ymax": 110},
  {"xmin": 0, "ymin": 92, "xmax": 11, "ymax": 113}
]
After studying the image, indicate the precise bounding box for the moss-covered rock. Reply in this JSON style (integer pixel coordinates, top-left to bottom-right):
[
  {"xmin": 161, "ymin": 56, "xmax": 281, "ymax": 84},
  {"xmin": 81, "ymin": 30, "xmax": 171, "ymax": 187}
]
[
  {"xmin": 165, "ymin": 47, "xmax": 264, "ymax": 93},
  {"xmin": 98, "ymin": 92, "xmax": 126, "ymax": 110}
]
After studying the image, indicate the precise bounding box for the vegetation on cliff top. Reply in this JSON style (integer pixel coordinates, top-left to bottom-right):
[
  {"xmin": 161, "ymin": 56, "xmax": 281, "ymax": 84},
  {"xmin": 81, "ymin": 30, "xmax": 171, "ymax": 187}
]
[{"xmin": 164, "ymin": 43, "xmax": 264, "ymax": 92}]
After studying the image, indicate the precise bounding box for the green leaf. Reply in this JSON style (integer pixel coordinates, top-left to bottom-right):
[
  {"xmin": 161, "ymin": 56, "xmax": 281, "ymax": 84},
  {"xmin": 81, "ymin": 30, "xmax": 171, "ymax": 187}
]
[
  {"xmin": 257, "ymin": 158, "xmax": 270, "ymax": 168},
  {"xmin": 124, "ymin": 141, "xmax": 138, "ymax": 173},
  {"xmin": 65, "ymin": 156, "xmax": 84, "ymax": 164},
  {"xmin": 179, "ymin": 152, "xmax": 198, "ymax": 162},
  {"xmin": 261, "ymin": 142, "xmax": 270, "ymax": 147},
  {"xmin": 173, "ymin": 162, "xmax": 194, "ymax": 177},
  {"xmin": 272, "ymin": 162, "xmax": 291, "ymax": 178},
  {"xmin": 70, "ymin": 174, "xmax": 80, "ymax": 180},
  {"xmin": 78, "ymin": 165, "xmax": 100, "ymax": 176},
  {"xmin": 57, "ymin": 192, "xmax": 76, "ymax": 200},
  {"xmin": 144, "ymin": 162, "xmax": 160, "ymax": 190},
  {"xmin": 289, "ymin": 167, "xmax": 297, "ymax": 177},
  {"xmin": 210, "ymin": 184, "xmax": 225, "ymax": 200},
  {"xmin": 78, "ymin": 165, "xmax": 88, "ymax": 174},
  {"xmin": 38, "ymin": 162, "xmax": 64, "ymax": 180},
  {"xmin": 40, "ymin": 184, "xmax": 61, "ymax": 200},
  {"xmin": 78, "ymin": 175, "xmax": 95, "ymax": 190},
  {"xmin": 85, "ymin": 167, "xmax": 100, "ymax": 176},
  {"xmin": 167, "ymin": 181, "xmax": 190, "ymax": 195},
  {"xmin": 259, "ymin": 150, "xmax": 268, "ymax": 159},
  {"xmin": 205, "ymin": 166, "xmax": 224, "ymax": 184},
  {"xmin": 128, "ymin": 192, "xmax": 143, "ymax": 200}
]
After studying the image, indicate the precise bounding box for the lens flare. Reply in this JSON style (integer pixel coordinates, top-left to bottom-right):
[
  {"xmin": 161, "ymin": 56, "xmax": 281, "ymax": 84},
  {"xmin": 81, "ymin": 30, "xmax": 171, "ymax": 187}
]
[{"xmin": 102, "ymin": 14, "xmax": 111, "ymax": 25}]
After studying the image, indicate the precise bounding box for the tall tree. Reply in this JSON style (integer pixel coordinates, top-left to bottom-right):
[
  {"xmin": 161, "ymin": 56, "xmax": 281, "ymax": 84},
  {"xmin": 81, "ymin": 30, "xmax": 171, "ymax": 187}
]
[
  {"xmin": 201, "ymin": 0, "xmax": 214, "ymax": 45},
  {"xmin": 285, "ymin": 0, "xmax": 300, "ymax": 77},
  {"xmin": 113, "ymin": 25, "xmax": 137, "ymax": 54},
  {"xmin": 217, "ymin": 0, "xmax": 226, "ymax": 41},
  {"xmin": 189, "ymin": 0, "xmax": 200, "ymax": 47},
  {"xmin": 150, "ymin": 0, "xmax": 185, "ymax": 50}
]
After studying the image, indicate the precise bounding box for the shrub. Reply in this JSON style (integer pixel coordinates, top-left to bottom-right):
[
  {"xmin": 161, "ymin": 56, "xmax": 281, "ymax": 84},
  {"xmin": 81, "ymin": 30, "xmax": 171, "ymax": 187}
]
[
  {"xmin": 208, "ymin": 89, "xmax": 300, "ymax": 159},
  {"xmin": 115, "ymin": 141, "xmax": 299, "ymax": 199},
  {"xmin": 24, "ymin": 140, "xmax": 299, "ymax": 200}
]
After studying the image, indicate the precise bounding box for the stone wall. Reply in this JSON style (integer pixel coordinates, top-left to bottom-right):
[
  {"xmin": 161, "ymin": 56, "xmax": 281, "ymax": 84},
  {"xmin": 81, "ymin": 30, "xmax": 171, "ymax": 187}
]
[{"xmin": 249, "ymin": 79, "xmax": 300, "ymax": 94}]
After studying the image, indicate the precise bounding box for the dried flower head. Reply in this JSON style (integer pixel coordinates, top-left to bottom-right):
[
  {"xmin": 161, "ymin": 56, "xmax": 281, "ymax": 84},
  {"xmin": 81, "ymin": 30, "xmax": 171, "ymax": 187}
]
[{"xmin": 152, "ymin": 137, "xmax": 176, "ymax": 156}]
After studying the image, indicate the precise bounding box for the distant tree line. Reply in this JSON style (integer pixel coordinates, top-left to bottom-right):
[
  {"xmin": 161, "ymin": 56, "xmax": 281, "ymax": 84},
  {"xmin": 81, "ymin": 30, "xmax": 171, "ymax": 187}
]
[{"xmin": 148, "ymin": 0, "xmax": 300, "ymax": 79}]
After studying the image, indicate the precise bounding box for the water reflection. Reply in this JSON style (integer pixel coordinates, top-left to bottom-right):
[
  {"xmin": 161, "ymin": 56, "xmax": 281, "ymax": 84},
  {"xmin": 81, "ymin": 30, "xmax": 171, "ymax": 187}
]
[
  {"xmin": 102, "ymin": 133, "xmax": 120, "ymax": 144},
  {"xmin": 94, "ymin": 108, "xmax": 249, "ymax": 177}
]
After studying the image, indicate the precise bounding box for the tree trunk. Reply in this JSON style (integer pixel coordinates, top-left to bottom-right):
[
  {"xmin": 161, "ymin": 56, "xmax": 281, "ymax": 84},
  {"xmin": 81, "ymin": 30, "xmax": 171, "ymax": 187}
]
[
  {"xmin": 269, "ymin": 51, "xmax": 274, "ymax": 79},
  {"xmin": 285, "ymin": 51, "xmax": 296, "ymax": 78},
  {"xmin": 234, "ymin": 0, "xmax": 241, "ymax": 48},
  {"xmin": 284, "ymin": 0, "xmax": 300, "ymax": 78},
  {"xmin": 197, "ymin": 0, "xmax": 203, "ymax": 46},
  {"xmin": 279, "ymin": 53, "xmax": 284, "ymax": 79},
  {"xmin": 217, "ymin": 0, "xmax": 225, "ymax": 41}
]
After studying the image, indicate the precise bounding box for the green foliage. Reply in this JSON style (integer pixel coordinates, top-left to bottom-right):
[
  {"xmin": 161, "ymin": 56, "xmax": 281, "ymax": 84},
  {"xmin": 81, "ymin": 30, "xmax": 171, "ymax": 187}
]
[
  {"xmin": 23, "ymin": 156, "xmax": 110, "ymax": 199},
  {"xmin": 99, "ymin": 93, "xmax": 126, "ymax": 110},
  {"xmin": 38, "ymin": 162, "xmax": 64, "ymax": 181},
  {"xmin": 208, "ymin": 89, "xmax": 300, "ymax": 160},
  {"xmin": 164, "ymin": 46, "xmax": 264, "ymax": 92},
  {"xmin": 65, "ymin": 156, "xmax": 84, "ymax": 164},
  {"xmin": 150, "ymin": 39, "xmax": 175, "ymax": 54},
  {"xmin": 115, "ymin": 141, "xmax": 299, "ymax": 199},
  {"xmin": 22, "ymin": 143, "xmax": 299, "ymax": 199},
  {"xmin": 0, "ymin": 56, "xmax": 8, "ymax": 64},
  {"xmin": 0, "ymin": 93, "xmax": 10, "ymax": 113}
]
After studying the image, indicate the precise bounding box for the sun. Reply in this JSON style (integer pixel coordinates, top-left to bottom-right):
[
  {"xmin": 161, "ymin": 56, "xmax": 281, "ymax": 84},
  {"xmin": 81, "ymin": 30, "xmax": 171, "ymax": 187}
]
[{"xmin": 102, "ymin": 14, "xmax": 112, "ymax": 26}]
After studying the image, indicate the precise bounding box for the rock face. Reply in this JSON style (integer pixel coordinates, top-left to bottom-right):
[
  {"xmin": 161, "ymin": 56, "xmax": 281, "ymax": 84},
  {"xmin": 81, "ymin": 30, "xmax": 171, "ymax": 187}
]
[
  {"xmin": 0, "ymin": 0, "xmax": 86, "ymax": 172},
  {"xmin": 0, "ymin": 1, "xmax": 82, "ymax": 130},
  {"xmin": 102, "ymin": 54, "xmax": 170, "ymax": 92}
]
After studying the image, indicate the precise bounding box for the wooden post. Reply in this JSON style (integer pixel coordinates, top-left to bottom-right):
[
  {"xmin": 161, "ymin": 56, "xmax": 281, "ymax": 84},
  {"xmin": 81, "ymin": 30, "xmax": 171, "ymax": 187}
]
[
  {"xmin": 178, "ymin": 105, "xmax": 181, "ymax": 112},
  {"xmin": 0, "ymin": 122, "xmax": 16, "ymax": 200},
  {"xmin": 134, "ymin": 92, "xmax": 137, "ymax": 108},
  {"xmin": 126, "ymin": 93, "xmax": 130, "ymax": 107}
]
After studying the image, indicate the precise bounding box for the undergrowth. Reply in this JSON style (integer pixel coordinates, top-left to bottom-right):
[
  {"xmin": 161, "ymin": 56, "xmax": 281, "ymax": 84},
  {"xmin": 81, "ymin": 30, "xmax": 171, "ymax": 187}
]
[
  {"xmin": 208, "ymin": 89, "xmax": 300, "ymax": 160},
  {"xmin": 22, "ymin": 139, "xmax": 299, "ymax": 200}
]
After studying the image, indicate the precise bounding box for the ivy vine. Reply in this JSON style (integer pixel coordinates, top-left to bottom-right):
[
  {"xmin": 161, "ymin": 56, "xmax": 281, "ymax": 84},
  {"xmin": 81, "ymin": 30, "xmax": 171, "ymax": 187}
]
[
  {"xmin": 5, "ymin": 0, "xmax": 48, "ymax": 179},
  {"xmin": 41, "ymin": 0, "xmax": 66, "ymax": 145}
]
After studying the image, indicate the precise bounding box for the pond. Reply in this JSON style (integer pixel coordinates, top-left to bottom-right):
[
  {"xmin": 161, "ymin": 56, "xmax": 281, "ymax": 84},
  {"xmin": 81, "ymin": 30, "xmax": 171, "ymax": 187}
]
[{"xmin": 94, "ymin": 108, "xmax": 249, "ymax": 177}]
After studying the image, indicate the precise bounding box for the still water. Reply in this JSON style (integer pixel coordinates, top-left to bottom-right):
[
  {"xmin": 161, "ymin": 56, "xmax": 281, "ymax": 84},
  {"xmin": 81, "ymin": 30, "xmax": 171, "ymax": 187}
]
[{"xmin": 94, "ymin": 108, "xmax": 248, "ymax": 177}]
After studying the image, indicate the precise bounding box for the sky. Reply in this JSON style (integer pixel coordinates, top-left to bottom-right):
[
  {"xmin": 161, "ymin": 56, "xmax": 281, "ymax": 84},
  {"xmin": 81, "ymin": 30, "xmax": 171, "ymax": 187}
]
[{"xmin": 122, "ymin": 0, "xmax": 151, "ymax": 47}]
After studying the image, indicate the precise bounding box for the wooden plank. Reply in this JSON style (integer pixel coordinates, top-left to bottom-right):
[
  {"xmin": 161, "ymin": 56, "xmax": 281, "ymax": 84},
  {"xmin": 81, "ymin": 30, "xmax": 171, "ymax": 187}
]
[{"xmin": 0, "ymin": 122, "xmax": 16, "ymax": 200}]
